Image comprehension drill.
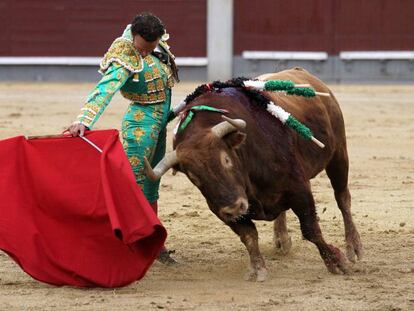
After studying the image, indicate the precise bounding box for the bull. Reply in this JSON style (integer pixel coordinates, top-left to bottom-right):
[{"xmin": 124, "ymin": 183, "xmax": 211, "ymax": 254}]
[{"xmin": 145, "ymin": 67, "xmax": 362, "ymax": 281}]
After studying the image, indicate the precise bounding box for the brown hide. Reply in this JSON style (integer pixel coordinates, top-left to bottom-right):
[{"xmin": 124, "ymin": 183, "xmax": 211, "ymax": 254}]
[
  {"xmin": 257, "ymin": 67, "xmax": 347, "ymax": 179},
  {"xmin": 169, "ymin": 68, "xmax": 360, "ymax": 278},
  {"xmin": 173, "ymin": 67, "xmax": 347, "ymax": 222}
]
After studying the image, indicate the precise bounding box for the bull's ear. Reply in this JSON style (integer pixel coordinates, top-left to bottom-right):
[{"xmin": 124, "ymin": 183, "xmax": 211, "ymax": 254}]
[{"xmin": 224, "ymin": 132, "xmax": 246, "ymax": 149}]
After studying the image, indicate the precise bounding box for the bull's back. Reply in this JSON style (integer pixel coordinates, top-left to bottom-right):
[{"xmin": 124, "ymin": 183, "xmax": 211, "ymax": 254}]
[{"xmin": 257, "ymin": 68, "xmax": 347, "ymax": 178}]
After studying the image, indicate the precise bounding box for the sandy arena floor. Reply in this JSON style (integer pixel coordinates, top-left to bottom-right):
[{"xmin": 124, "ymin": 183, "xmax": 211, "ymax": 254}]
[{"xmin": 0, "ymin": 80, "xmax": 413, "ymax": 310}]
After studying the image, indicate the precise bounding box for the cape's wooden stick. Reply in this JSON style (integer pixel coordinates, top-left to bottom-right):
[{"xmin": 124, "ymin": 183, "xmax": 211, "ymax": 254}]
[
  {"xmin": 27, "ymin": 134, "xmax": 66, "ymax": 140},
  {"xmin": 80, "ymin": 136, "xmax": 103, "ymax": 153},
  {"xmin": 27, "ymin": 134, "xmax": 102, "ymax": 153}
]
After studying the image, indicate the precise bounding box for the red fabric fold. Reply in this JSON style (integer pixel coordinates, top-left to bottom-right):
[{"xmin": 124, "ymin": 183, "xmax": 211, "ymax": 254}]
[{"xmin": 0, "ymin": 129, "xmax": 166, "ymax": 287}]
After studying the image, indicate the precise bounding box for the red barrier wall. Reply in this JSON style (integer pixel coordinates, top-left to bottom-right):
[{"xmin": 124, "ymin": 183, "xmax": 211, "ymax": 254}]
[
  {"xmin": 0, "ymin": 0, "xmax": 206, "ymax": 57},
  {"xmin": 0, "ymin": 0, "xmax": 413, "ymax": 57},
  {"xmin": 234, "ymin": 0, "xmax": 414, "ymax": 54}
]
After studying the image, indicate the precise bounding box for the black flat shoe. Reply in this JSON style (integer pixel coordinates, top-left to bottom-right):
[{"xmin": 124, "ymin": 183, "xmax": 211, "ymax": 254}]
[{"xmin": 157, "ymin": 249, "xmax": 177, "ymax": 266}]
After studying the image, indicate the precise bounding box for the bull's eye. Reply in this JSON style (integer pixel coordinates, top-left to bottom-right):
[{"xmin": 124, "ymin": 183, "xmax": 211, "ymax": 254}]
[{"xmin": 220, "ymin": 151, "xmax": 233, "ymax": 168}]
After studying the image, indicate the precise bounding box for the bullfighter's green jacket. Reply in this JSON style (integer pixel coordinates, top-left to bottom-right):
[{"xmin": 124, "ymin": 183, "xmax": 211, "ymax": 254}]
[{"xmin": 75, "ymin": 25, "xmax": 176, "ymax": 203}]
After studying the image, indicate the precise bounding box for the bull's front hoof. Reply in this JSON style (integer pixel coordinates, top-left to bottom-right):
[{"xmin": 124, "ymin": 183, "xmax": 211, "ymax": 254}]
[
  {"xmin": 322, "ymin": 245, "xmax": 349, "ymax": 275},
  {"xmin": 275, "ymin": 236, "xmax": 292, "ymax": 255},
  {"xmin": 346, "ymin": 233, "xmax": 363, "ymax": 263},
  {"xmin": 244, "ymin": 267, "xmax": 268, "ymax": 282}
]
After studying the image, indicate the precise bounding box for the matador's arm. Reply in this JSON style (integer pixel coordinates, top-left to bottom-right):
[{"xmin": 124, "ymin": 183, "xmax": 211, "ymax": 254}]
[{"xmin": 75, "ymin": 63, "xmax": 130, "ymax": 129}]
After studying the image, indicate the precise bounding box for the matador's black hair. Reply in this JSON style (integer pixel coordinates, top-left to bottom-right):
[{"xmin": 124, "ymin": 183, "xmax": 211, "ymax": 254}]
[{"xmin": 131, "ymin": 12, "xmax": 165, "ymax": 42}]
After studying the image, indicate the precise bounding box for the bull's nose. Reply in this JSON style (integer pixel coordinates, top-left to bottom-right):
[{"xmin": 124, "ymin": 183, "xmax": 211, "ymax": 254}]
[
  {"xmin": 236, "ymin": 197, "xmax": 248, "ymax": 214},
  {"xmin": 220, "ymin": 197, "xmax": 249, "ymax": 221}
]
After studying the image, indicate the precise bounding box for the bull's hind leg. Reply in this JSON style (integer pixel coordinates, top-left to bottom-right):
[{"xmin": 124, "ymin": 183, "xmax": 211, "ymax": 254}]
[
  {"xmin": 273, "ymin": 211, "xmax": 292, "ymax": 254},
  {"xmin": 286, "ymin": 186, "xmax": 349, "ymax": 274},
  {"xmin": 326, "ymin": 150, "xmax": 363, "ymax": 262},
  {"xmin": 228, "ymin": 218, "xmax": 267, "ymax": 282}
]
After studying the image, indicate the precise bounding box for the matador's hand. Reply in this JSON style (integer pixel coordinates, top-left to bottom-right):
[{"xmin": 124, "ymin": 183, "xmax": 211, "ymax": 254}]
[{"xmin": 67, "ymin": 123, "xmax": 88, "ymax": 137}]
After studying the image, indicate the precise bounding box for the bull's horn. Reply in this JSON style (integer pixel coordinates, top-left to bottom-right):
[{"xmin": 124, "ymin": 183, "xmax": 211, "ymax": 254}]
[
  {"xmin": 211, "ymin": 116, "xmax": 246, "ymax": 138},
  {"xmin": 144, "ymin": 150, "xmax": 178, "ymax": 181}
]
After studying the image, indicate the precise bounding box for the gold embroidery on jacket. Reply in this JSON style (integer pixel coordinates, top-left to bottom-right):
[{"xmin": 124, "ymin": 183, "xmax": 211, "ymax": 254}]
[
  {"xmin": 155, "ymin": 79, "xmax": 164, "ymax": 91},
  {"xmin": 152, "ymin": 67, "xmax": 160, "ymax": 78},
  {"xmin": 134, "ymin": 110, "xmax": 145, "ymax": 121},
  {"xmin": 118, "ymin": 55, "xmax": 174, "ymax": 104},
  {"xmin": 122, "ymin": 120, "xmax": 130, "ymax": 128},
  {"xmin": 150, "ymin": 124, "xmax": 159, "ymax": 140},
  {"xmin": 144, "ymin": 71, "xmax": 153, "ymax": 82},
  {"xmin": 133, "ymin": 128, "xmax": 145, "ymax": 142},
  {"xmin": 121, "ymin": 91, "xmax": 166, "ymax": 104},
  {"xmin": 122, "ymin": 139, "xmax": 128, "ymax": 150},
  {"xmin": 99, "ymin": 38, "xmax": 143, "ymax": 74},
  {"xmin": 147, "ymin": 82, "xmax": 156, "ymax": 93},
  {"xmin": 84, "ymin": 103, "xmax": 100, "ymax": 113},
  {"xmin": 129, "ymin": 156, "xmax": 140, "ymax": 167},
  {"xmin": 144, "ymin": 56, "xmax": 155, "ymax": 67}
]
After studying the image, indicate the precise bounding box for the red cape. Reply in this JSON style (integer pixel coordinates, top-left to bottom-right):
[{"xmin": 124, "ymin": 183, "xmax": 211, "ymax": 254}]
[{"xmin": 0, "ymin": 129, "xmax": 166, "ymax": 287}]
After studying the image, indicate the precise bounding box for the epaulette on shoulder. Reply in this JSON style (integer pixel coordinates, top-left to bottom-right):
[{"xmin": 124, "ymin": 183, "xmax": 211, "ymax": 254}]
[
  {"xmin": 158, "ymin": 40, "xmax": 176, "ymax": 60},
  {"xmin": 99, "ymin": 38, "xmax": 143, "ymax": 75}
]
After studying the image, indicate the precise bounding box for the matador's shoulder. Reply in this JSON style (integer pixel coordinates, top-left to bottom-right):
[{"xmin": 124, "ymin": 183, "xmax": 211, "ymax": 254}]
[{"xmin": 99, "ymin": 38, "xmax": 143, "ymax": 75}]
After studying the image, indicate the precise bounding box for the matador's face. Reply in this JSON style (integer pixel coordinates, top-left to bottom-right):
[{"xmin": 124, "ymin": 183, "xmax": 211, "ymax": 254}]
[{"xmin": 133, "ymin": 34, "xmax": 159, "ymax": 58}]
